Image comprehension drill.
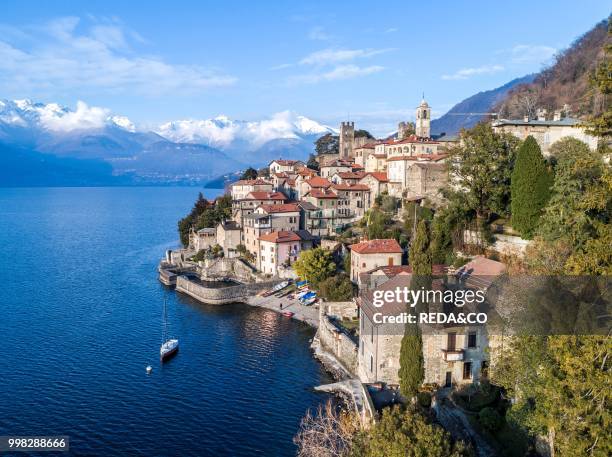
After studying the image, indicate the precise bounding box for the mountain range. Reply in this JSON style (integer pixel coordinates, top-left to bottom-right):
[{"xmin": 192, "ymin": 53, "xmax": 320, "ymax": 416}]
[{"xmin": 0, "ymin": 100, "xmax": 336, "ymax": 186}]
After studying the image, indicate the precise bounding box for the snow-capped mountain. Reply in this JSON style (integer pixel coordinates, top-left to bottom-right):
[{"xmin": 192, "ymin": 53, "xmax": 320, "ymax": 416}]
[
  {"xmin": 156, "ymin": 111, "xmax": 336, "ymax": 163},
  {"xmin": 0, "ymin": 99, "xmax": 334, "ymax": 186}
]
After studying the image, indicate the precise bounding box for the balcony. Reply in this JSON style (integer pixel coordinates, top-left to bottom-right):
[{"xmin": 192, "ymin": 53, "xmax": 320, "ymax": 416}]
[{"xmin": 442, "ymin": 349, "xmax": 464, "ymax": 362}]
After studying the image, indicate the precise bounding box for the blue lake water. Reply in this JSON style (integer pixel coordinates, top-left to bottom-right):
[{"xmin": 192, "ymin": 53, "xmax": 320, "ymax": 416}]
[{"xmin": 0, "ymin": 187, "xmax": 331, "ymax": 456}]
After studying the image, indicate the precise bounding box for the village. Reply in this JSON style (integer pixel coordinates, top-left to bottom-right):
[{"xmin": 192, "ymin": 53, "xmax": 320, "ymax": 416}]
[{"xmin": 157, "ymin": 93, "xmax": 605, "ymax": 456}]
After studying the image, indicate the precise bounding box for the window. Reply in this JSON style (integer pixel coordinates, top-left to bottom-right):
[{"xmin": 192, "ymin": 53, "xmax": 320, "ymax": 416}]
[
  {"xmin": 388, "ymin": 257, "xmax": 394, "ymax": 266},
  {"xmin": 463, "ymin": 362, "xmax": 472, "ymax": 380},
  {"xmin": 361, "ymin": 262, "xmax": 366, "ymax": 268},
  {"xmin": 370, "ymin": 355, "xmax": 373, "ymax": 372},
  {"xmin": 447, "ymin": 332, "xmax": 456, "ymax": 351},
  {"xmin": 468, "ymin": 332, "xmax": 477, "ymax": 348},
  {"xmin": 361, "ymin": 340, "xmax": 364, "ymax": 356}
]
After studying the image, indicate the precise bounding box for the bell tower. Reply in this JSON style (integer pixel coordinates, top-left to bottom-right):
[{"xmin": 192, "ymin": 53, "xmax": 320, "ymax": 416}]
[
  {"xmin": 415, "ymin": 98, "xmax": 431, "ymax": 138},
  {"xmin": 339, "ymin": 121, "xmax": 355, "ymax": 159}
]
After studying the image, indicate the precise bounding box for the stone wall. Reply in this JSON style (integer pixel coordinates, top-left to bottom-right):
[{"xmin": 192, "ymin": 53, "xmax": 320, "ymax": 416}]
[
  {"xmin": 318, "ymin": 315, "xmax": 358, "ymax": 374},
  {"xmin": 176, "ymin": 276, "xmax": 277, "ymax": 305},
  {"xmin": 463, "ymin": 230, "xmax": 531, "ymax": 257},
  {"xmin": 199, "ymin": 257, "xmax": 264, "ymax": 283},
  {"xmin": 318, "ymin": 301, "xmax": 359, "ymax": 374}
]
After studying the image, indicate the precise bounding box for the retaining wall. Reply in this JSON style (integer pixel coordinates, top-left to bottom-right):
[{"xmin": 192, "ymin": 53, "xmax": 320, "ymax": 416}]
[
  {"xmin": 176, "ymin": 276, "xmax": 277, "ymax": 305},
  {"xmin": 317, "ymin": 306, "xmax": 359, "ymax": 375}
]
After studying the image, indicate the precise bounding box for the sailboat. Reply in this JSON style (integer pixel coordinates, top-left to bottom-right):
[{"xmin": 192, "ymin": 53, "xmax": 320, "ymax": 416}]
[{"xmin": 160, "ymin": 294, "xmax": 179, "ymax": 362}]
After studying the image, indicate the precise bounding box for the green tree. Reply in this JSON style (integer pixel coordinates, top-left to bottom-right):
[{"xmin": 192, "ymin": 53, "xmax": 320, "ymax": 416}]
[
  {"xmin": 398, "ymin": 220, "xmax": 430, "ymax": 398},
  {"xmin": 532, "ymin": 138, "xmax": 611, "ymax": 274},
  {"xmin": 293, "ymin": 247, "xmax": 337, "ymax": 287},
  {"xmin": 351, "ymin": 406, "xmax": 472, "ymax": 457},
  {"xmin": 354, "ymin": 129, "xmax": 374, "ymax": 139},
  {"xmin": 306, "ymin": 153, "xmax": 320, "ymax": 171},
  {"xmin": 240, "ymin": 167, "xmax": 258, "ymax": 180},
  {"xmin": 178, "ymin": 192, "xmax": 210, "ymax": 246},
  {"xmin": 510, "ymin": 136, "xmax": 552, "ymax": 238},
  {"xmin": 364, "ymin": 208, "xmax": 392, "ymax": 240},
  {"xmin": 409, "ymin": 220, "xmax": 432, "ymax": 275},
  {"xmin": 585, "ymin": 17, "xmax": 611, "ymax": 142},
  {"xmin": 318, "ymin": 273, "xmax": 354, "ymax": 301},
  {"xmin": 447, "ymin": 123, "xmax": 519, "ymax": 221},
  {"xmin": 493, "ymin": 336, "xmax": 610, "ymax": 457},
  {"xmin": 314, "ymin": 133, "xmax": 339, "ymax": 156}
]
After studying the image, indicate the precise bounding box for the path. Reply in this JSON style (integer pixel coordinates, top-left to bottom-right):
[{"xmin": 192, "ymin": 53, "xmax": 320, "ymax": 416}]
[
  {"xmin": 434, "ymin": 390, "xmax": 497, "ymax": 457},
  {"xmin": 247, "ymin": 292, "xmax": 319, "ymax": 327}
]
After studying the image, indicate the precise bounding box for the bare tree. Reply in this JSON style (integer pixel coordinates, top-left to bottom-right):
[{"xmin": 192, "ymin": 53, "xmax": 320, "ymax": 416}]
[
  {"xmin": 514, "ymin": 90, "xmax": 541, "ymax": 119},
  {"xmin": 293, "ymin": 400, "xmax": 361, "ymax": 457}
]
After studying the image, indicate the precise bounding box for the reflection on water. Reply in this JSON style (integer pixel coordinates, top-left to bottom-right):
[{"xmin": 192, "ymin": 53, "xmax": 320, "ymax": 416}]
[{"xmin": 0, "ymin": 187, "xmax": 332, "ymax": 457}]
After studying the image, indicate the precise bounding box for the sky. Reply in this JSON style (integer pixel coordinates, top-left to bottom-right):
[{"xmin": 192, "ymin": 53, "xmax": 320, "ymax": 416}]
[{"xmin": 0, "ymin": 0, "xmax": 609, "ymax": 136}]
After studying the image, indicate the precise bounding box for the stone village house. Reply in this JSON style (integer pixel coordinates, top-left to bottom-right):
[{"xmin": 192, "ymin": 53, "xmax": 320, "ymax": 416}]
[{"xmin": 356, "ymin": 256, "xmax": 506, "ymax": 388}]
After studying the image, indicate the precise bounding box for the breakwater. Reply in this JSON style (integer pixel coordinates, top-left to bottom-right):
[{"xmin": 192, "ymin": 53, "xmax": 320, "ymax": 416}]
[{"xmin": 175, "ymin": 275, "xmax": 278, "ymax": 305}]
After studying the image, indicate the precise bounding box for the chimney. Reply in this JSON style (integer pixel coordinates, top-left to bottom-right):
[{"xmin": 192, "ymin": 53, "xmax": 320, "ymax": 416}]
[{"xmin": 536, "ymin": 108, "xmax": 547, "ymax": 121}]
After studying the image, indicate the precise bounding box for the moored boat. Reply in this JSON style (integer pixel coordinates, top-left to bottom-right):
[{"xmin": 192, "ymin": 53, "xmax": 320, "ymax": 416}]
[
  {"xmin": 160, "ymin": 338, "xmax": 179, "ymax": 361},
  {"xmin": 282, "ymin": 311, "xmax": 294, "ymax": 317},
  {"xmin": 160, "ymin": 294, "xmax": 179, "ymax": 363}
]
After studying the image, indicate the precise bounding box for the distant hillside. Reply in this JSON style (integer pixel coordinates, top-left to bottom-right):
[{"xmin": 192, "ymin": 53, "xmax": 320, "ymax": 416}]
[
  {"xmin": 431, "ymin": 74, "xmax": 535, "ymax": 137},
  {"xmin": 496, "ymin": 19, "xmax": 609, "ymax": 119}
]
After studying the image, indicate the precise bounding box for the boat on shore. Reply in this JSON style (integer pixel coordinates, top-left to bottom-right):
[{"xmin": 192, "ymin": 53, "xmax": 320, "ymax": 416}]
[
  {"xmin": 263, "ymin": 280, "xmax": 290, "ymax": 297},
  {"xmin": 282, "ymin": 311, "xmax": 294, "ymax": 317}
]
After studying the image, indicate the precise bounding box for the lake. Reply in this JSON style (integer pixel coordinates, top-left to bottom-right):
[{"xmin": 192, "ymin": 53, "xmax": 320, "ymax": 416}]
[{"xmin": 0, "ymin": 187, "xmax": 331, "ymax": 456}]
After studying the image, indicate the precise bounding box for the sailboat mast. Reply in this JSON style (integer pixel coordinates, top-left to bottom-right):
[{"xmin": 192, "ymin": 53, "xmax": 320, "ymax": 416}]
[{"xmin": 162, "ymin": 293, "xmax": 168, "ymax": 343}]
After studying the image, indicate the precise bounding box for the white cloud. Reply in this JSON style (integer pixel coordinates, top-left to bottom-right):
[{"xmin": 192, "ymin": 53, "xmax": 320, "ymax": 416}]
[
  {"xmin": 384, "ymin": 28, "xmax": 399, "ymax": 34},
  {"xmin": 156, "ymin": 111, "xmax": 333, "ymax": 148},
  {"xmin": 37, "ymin": 100, "xmax": 110, "ymax": 132},
  {"xmin": 510, "ymin": 44, "xmax": 556, "ymax": 64},
  {"xmin": 0, "ymin": 16, "xmax": 237, "ymax": 96},
  {"xmin": 289, "ymin": 64, "xmax": 384, "ymax": 84},
  {"xmin": 442, "ymin": 64, "xmax": 505, "ymax": 80},
  {"xmin": 299, "ymin": 48, "xmax": 393, "ymax": 66}
]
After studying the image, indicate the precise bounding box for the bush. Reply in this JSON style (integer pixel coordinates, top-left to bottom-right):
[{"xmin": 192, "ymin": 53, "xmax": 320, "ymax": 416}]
[
  {"xmin": 191, "ymin": 249, "xmax": 208, "ymax": 262},
  {"xmin": 479, "ymin": 407, "xmax": 503, "ymax": 432},
  {"xmin": 417, "ymin": 391, "xmax": 432, "ymax": 408},
  {"xmin": 318, "ymin": 273, "xmax": 354, "ymax": 301}
]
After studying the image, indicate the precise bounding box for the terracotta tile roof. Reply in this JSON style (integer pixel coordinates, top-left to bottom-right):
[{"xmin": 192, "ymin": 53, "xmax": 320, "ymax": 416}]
[
  {"xmin": 372, "ymin": 153, "xmax": 387, "ymax": 159},
  {"xmin": 357, "ymin": 143, "xmax": 377, "ymax": 149},
  {"xmin": 351, "ymin": 164, "xmax": 365, "ymax": 170},
  {"xmin": 259, "ymin": 230, "xmax": 302, "ymax": 243},
  {"xmin": 331, "ymin": 183, "xmax": 370, "ymax": 191},
  {"xmin": 362, "ymin": 172, "xmax": 388, "ymax": 182},
  {"xmin": 336, "ymin": 171, "xmax": 366, "ymax": 180},
  {"xmin": 297, "ymin": 168, "xmax": 317, "ymax": 177},
  {"xmin": 305, "ymin": 177, "xmax": 332, "ymax": 188},
  {"xmin": 246, "ymin": 191, "xmax": 287, "ymax": 200},
  {"xmin": 456, "ymin": 256, "xmax": 506, "ymax": 290},
  {"xmin": 274, "ymin": 172, "xmax": 289, "ymax": 178},
  {"xmin": 306, "ymin": 188, "xmax": 338, "ymax": 199},
  {"xmin": 232, "ymin": 178, "xmax": 272, "ymax": 187},
  {"xmin": 258, "ymin": 203, "xmax": 300, "ymax": 213},
  {"xmin": 349, "ymin": 238, "xmax": 403, "ymax": 254}
]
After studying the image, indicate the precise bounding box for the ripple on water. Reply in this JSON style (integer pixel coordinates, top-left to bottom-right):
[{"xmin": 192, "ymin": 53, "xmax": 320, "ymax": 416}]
[{"xmin": 0, "ymin": 187, "xmax": 332, "ymax": 456}]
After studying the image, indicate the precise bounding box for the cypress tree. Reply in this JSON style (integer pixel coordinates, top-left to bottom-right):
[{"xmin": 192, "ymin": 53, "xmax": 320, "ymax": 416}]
[
  {"xmin": 511, "ymin": 136, "xmax": 552, "ymax": 238},
  {"xmin": 399, "ymin": 220, "xmax": 430, "ymax": 398}
]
